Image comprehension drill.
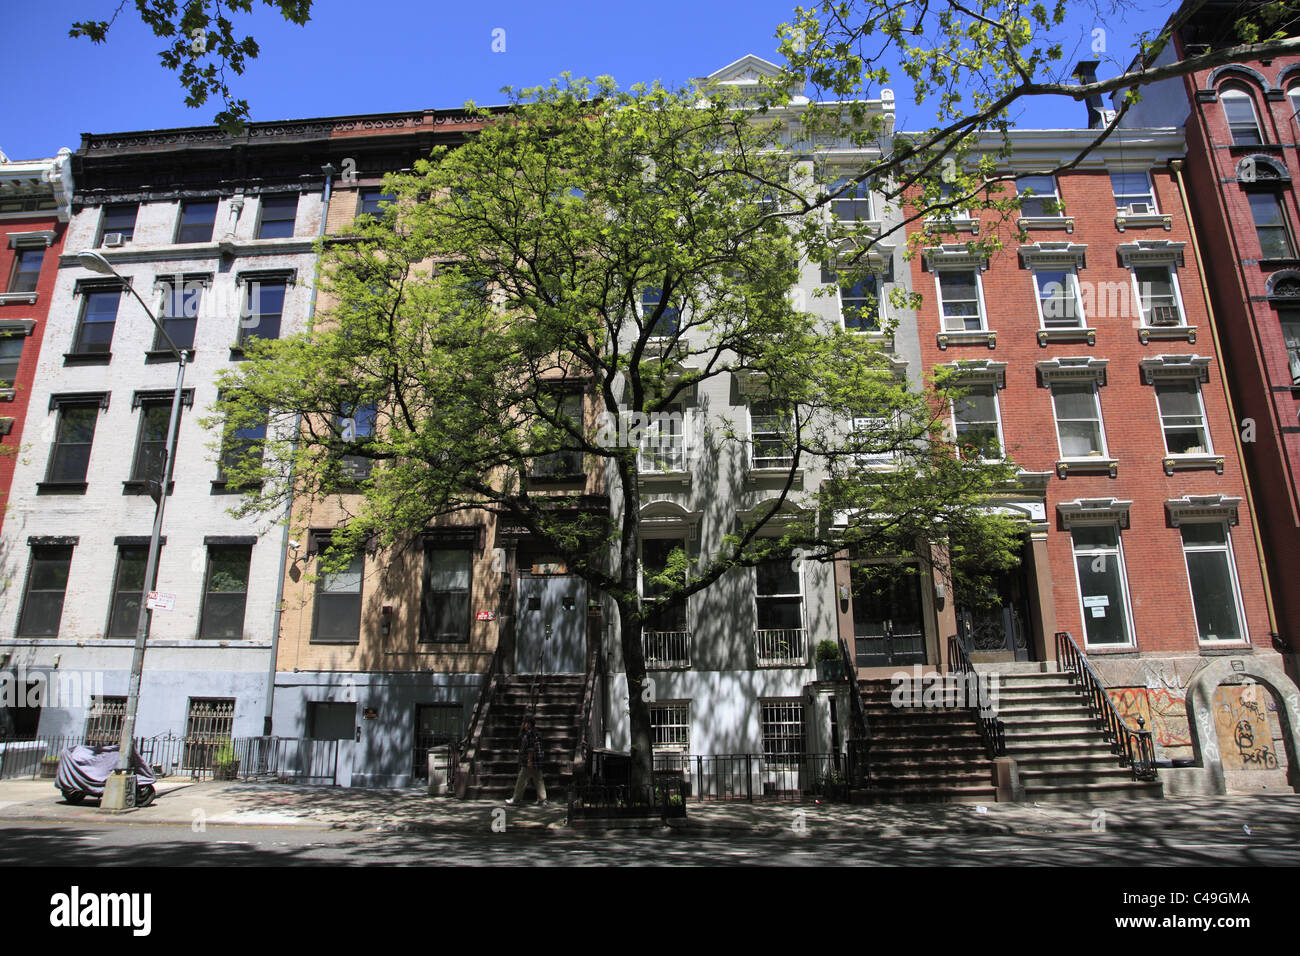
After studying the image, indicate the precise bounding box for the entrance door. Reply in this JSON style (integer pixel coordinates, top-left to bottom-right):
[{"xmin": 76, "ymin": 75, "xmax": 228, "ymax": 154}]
[
  {"xmin": 852, "ymin": 565, "xmax": 927, "ymax": 668},
  {"xmin": 957, "ymin": 563, "xmax": 1033, "ymax": 661},
  {"xmin": 515, "ymin": 575, "xmax": 586, "ymax": 673}
]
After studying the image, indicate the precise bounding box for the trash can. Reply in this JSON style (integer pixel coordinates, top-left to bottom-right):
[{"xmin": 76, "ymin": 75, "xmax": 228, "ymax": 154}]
[{"xmin": 427, "ymin": 745, "xmax": 452, "ymax": 795}]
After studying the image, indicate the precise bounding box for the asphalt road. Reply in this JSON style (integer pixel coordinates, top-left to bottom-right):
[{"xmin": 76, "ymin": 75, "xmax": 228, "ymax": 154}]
[{"xmin": 2, "ymin": 819, "xmax": 1300, "ymax": 866}]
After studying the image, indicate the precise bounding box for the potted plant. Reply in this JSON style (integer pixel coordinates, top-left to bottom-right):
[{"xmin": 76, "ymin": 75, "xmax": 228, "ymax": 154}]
[
  {"xmin": 212, "ymin": 739, "xmax": 240, "ymax": 781},
  {"xmin": 815, "ymin": 640, "xmax": 845, "ymax": 681},
  {"xmin": 40, "ymin": 755, "xmax": 60, "ymax": 779}
]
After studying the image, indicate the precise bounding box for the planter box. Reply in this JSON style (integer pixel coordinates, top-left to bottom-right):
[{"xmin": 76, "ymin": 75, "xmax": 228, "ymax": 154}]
[
  {"xmin": 40, "ymin": 761, "xmax": 59, "ymax": 779},
  {"xmin": 213, "ymin": 762, "xmax": 240, "ymax": 781},
  {"xmin": 816, "ymin": 659, "xmax": 847, "ymax": 681}
]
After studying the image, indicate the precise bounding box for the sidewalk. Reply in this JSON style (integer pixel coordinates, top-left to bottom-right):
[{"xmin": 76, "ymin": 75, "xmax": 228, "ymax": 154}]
[{"xmin": 3, "ymin": 777, "xmax": 1300, "ymax": 838}]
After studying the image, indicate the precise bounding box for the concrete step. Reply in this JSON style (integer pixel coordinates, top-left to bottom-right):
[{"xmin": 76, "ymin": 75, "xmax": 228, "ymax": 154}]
[
  {"xmin": 1021, "ymin": 780, "xmax": 1164, "ymax": 802},
  {"xmin": 852, "ymin": 785, "xmax": 1000, "ymax": 805},
  {"xmin": 1018, "ymin": 766, "xmax": 1145, "ymax": 787}
]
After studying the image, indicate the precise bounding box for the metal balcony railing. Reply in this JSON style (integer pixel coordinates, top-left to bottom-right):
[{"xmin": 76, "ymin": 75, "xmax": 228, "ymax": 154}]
[
  {"xmin": 637, "ymin": 440, "xmax": 685, "ymax": 473},
  {"xmin": 754, "ymin": 628, "xmax": 807, "ymax": 666},
  {"xmin": 643, "ymin": 629, "xmax": 692, "ymax": 669}
]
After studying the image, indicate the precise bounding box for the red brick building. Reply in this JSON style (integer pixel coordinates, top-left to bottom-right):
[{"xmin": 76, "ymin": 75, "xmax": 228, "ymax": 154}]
[
  {"xmin": 1119, "ymin": 4, "xmax": 1300, "ymax": 675},
  {"xmin": 0, "ymin": 148, "xmax": 72, "ymax": 533},
  {"xmin": 905, "ymin": 124, "xmax": 1295, "ymax": 790}
]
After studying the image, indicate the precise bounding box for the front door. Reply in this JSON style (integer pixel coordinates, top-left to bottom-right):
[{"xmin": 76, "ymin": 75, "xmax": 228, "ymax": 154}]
[
  {"xmin": 957, "ymin": 562, "xmax": 1033, "ymax": 662},
  {"xmin": 515, "ymin": 574, "xmax": 586, "ymax": 673},
  {"xmin": 852, "ymin": 564, "xmax": 927, "ymax": 668}
]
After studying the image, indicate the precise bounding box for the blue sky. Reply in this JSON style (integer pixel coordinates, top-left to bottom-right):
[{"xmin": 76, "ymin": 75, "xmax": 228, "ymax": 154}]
[{"xmin": 0, "ymin": 0, "xmax": 1181, "ymax": 160}]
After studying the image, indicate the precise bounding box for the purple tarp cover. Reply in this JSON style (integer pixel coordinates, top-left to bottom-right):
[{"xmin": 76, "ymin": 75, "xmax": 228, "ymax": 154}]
[{"xmin": 55, "ymin": 745, "xmax": 156, "ymax": 795}]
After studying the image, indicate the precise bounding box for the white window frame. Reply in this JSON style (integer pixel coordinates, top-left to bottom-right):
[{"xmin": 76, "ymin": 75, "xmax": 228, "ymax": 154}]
[
  {"xmin": 950, "ymin": 382, "xmax": 1004, "ymax": 463},
  {"xmin": 640, "ymin": 286, "xmax": 681, "ymax": 339},
  {"xmin": 1109, "ymin": 169, "xmax": 1157, "ymax": 214},
  {"xmin": 759, "ymin": 698, "xmax": 807, "ymax": 767},
  {"xmin": 1015, "ymin": 174, "xmax": 1062, "ymax": 218},
  {"xmin": 934, "ymin": 268, "xmax": 988, "ymax": 332},
  {"xmin": 1247, "ymin": 192, "xmax": 1297, "ymax": 259},
  {"xmin": 1050, "ymin": 380, "xmax": 1109, "ymax": 461},
  {"xmin": 637, "ymin": 404, "xmax": 686, "ymax": 473},
  {"xmin": 827, "ymin": 175, "xmax": 873, "ymax": 223},
  {"xmin": 851, "ymin": 415, "xmax": 898, "ymax": 468},
  {"xmin": 1069, "ymin": 523, "xmax": 1137, "ymax": 649},
  {"xmin": 649, "ymin": 701, "xmax": 691, "ymax": 754},
  {"xmin": 1032, "ymin": 268, "xmax": 1087, "ymax": 330},
  {"xmin": 1179, "ymin": 520, "xmax": 1249, "ymax": 645},
  {"xmin": 1153, "ymin": 379, "xmax": 1213, "ymax": 456},
  {"xmin": 837, "ymin": 275, "xmax": 882, "ymax": 332},
  {"xmin": 1220, "ymin": 84, "xmax": 1265, "ymax": 146},
  {"xmin": 1130, "ymin": 263, "xmax": 1187, "ymax": 328},
  {"xmin": 1281, "ymin": 312, "xmax": 1300, "ymax": 384},
  {"xmin": 748, "ymin": 401, "xmax": 795, "ymax": 470},
  {"xmin": 639, "ymin": 536, "xmax": 690, "ymax": 632}
]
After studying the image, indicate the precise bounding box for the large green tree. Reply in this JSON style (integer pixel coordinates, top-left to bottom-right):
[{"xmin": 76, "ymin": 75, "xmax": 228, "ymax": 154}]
[{"xmin": 212, "ymin": 78, "xmax": 1026, "ymax": 786}]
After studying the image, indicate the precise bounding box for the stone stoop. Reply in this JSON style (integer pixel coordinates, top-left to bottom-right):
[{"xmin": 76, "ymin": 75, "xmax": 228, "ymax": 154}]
[
  {"xmin": 978, "ymin": 667, "xmax": 1164, "ymax": 802},
  {"xmin": 462, "ymin": 674, "xmax": 585, "ymax": 801},
  {"xmin": 853, "ymin": 679, "xmax": 1000, "ymax": 804}
]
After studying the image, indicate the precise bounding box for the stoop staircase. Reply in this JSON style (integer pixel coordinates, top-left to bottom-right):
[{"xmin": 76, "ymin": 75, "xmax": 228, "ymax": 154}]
[
  {"xmin": 986, "ymin": 664, "xmax": 1163, "ymax": 802},
  {"xmin": 857, "ymin": 678, "xmax": 1000, "ymax": 803},
  {"xmin": 460, "ymin": 674, "xmax": 585, "ymax": 800}
]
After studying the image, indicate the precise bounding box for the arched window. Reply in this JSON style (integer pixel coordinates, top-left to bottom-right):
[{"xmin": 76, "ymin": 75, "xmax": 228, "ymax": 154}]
[
  {"xmin": 1289, "ymin": 83, "xmax": 1300, "ymax": 125},
  {"xmin": 1220, "ymin": 84, "xmax": 1264, "ymax": 145}
]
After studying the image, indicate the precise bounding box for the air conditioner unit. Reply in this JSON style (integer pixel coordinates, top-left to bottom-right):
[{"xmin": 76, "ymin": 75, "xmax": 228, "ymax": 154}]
[
  {"xmin": 102, "ymin": 233, "xmax": 125, "ymax": 247},
  {"xmin": 1126, "ymin": 202, "xmax": 1154, "ymax": 216},
  {"xmin": 1150, "ymin": 305, "xmax": 1181, "ymax": 326}
]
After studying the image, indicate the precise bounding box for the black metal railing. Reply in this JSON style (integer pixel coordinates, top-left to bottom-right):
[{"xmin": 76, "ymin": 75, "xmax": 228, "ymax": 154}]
[
  {"xmin": 947, "ymin": 635, "xmax": 1007, "ymax": 757},
  {"xmin": 837, "ymin": 634, "xmax": 871, "ymax": 786},
  {"xmin": 1054, "ymin": 630, "xmax": 1157, "ymax": 780},
  {"xmin": 573, "ymin": 621, "xmax": 604, "ymax": 786},
  {"xmin": 567, "ymin": 778, "xmax": 688, "ymax": 821},
  {"xmin": 453, "ymin": 641, "xmax": 505, "ymax": 796},
  {"xmin": 641, "ymin": 752, "xmax": 862, "ymax": 803}
]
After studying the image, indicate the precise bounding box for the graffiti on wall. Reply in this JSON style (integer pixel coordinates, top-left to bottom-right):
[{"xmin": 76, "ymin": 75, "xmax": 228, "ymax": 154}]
[
  {"xmin": 1213, "ymin": 683, "xmax": 1279, "ymax": 771},
  {"xmin": 1106, "ymin": 686, "xmax": 1192, "ymax": 748}
]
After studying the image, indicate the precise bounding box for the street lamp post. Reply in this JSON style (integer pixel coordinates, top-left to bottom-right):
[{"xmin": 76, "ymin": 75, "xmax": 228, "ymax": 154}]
[{"xmin": 77, "ymin": 250, "xmax": 188, "ymax": 810}]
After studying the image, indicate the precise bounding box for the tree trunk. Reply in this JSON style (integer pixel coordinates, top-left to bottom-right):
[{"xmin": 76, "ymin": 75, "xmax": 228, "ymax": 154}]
[{"xmin": 618, "ymin": 596, "xmax": 654, "ymax": 789}]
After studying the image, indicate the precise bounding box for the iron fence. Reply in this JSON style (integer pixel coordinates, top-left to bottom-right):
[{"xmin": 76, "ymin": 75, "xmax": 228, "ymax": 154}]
[
  {"xmin": 754, "ymin": 628, "xmax": 807, "ymax": 667},
  {"xmin": 643, "ymin": 629, "xmax": 692, "ymax": 669},
  {"xmin": 646, "ymin": 752, "xmax": 858, "ymax": 803}
]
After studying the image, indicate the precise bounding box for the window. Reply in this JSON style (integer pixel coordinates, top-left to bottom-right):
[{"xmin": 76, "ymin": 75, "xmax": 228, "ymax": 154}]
[
  {"xmin": 46, "ymin": 403, "xmax": 99, "ymax": 483},
  {"xmin": 1221, "ymin": 85, "xmax": 1264, "ymax": 146},
  {"xmin": 421, "ymin": 547, "xmax": 471, "ymax": 642},
  {"xmin": 755, "ymin": 557, "xmax": 803, "ymax": 633},
  {"xmin": 257, "ymin": 194, "xmax": 298, "ymax": 239},
  {"xmin": 107, "ymin": 547, "xmax": 148, "ymax": 638},
  {"xmin": 638, "ymin": 406, "xmax": 685, "ymax": 473},
  {"xmin": 98, "ymin": 204, "xmax": 137, "ymax": 245},
  {"xmin": 640, "ymin": 287, "xmax": 681, "ymax": 338},
  {"xmin": 1110, "ymin": 171, "xmax": 1156, "ymax": 213},
  {"xmin": 1034, "ymin": 269, "xmax": 1084, "ymax": 329},
  {"xmin": 1289, "ymin": 84, "xmax": 1300, "ymax": 122},
  {"xmin": 8, "ymin": 247, "xmax": 44, "ymax": 293},
  {"xmin": 937, "ymin": 269, "xmax": 984, "ymax": 330},
  {"xmin": 339, "ymin": 401, "xmax": 377, "ymax": 481},
  {"xmin": 1133, "ymin": 265, "xmax": 1184, "ymax": 326},
  {"xmin": 0, "ymin": 334, "xmax": 22, "ymax": 388},
  {"xmin": 760, "ymin": 700, "xmax": 805, "ymax": 768},
  {"xmin": 1282, "ymin": 313, "xmax": 1300, "ymax": 384},
  {"xmin": 85, "ymin": 696, "xmax": 127, "ymax": 746},
  {"xmin": 1181, "ymin": 523, "xmax": 1245, "ymax": 643},
  {"xmin": 1051, "ymin": 382, "xmax": 1106, "ymax": 458},
  {"xmin": 199, "ymin": 546, "xmax": 252, "ymax": 639},
  {"xmin": 749, "ymin": 400, "xmax": 795, "ymax": 469},
  {"xmin": 176, "ymin": 200, "xmax": 218, "ymax": 244},
  {"xmin": 72, "ymin": 289, "xmax": 120, "ymax": 354},
  {"xmin": 218, "ymin": 407, "xmax": 268, "ymax": 481},
  {"xmin": 313, "ymin": 551, "xmax": 364, "ymax": 643},
  {"xmin": 529, "ymin": 392, "xmax": 584, "ymax": 478},
  {"xmin": 1248, "ymin": 193, "xmax": 1295, "ymax": 259},
  {"xmin": 1071, "ymin": 525, "xmax": 1134, "ymax": 646},
  {"xmin": 1155, "ymin": 381, "xmax": 1211, "ymax": 454},
  {"xmin": 851, "ymin": 415, "xmax": 896, "ymax": 467},
  {"xmin": 839, "ymin": 276, "xmax": 880, "ymax": 331},
  {"xmin": 650, "ymin": 702, "xmax": 690, "ymax": 753},
  {"xmin": 952, "ymin": 384, "xmax": 1002, "ymax": 460},
  {"xmin": 158, "ymin": 281, "xmax": 200, "ymax": 351},
  {"xmin": 829, "ymin": 176, "xmax": 872, "ymax": 222},
  {"xmin": 641, "ymin": 538, "xmax": 687, "ymax": 633},
  {"xmin": 183, "ymin": 698, "xmax": 235, "ymax": 769},
  {"xmin": 1016, "ymin": 175, "xmax": 1062, "ymax": 217},
  {"xmin": 17, "ymin": 545, "xmax": 73, "ymax": 637},
  {"xmin": 358, "ymin": 188, "xmax": 395, "ymax": 217},
  {"xmin": 238, "ymin": 281, "xmax": 286, "ymax": 345},
  {"xmin": 131, "ymin": 400, "xmax": 174, "ymax": 486}
]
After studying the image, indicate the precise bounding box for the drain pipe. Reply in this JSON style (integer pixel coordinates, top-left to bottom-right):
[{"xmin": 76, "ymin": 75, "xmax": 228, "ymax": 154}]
[
  {"xmin": 1169, "ymin": 158, "xmax": 1280, "ymax": 641},
  {"xmin": 263, "ymin": 162, "xmax": 335, "ymax": 735}
]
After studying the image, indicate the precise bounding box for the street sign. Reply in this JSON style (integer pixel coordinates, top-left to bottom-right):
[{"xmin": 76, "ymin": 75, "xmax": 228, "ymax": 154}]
[{"xmin": 146, "ymin": 591, "xmax": 175, "ymax": 611}]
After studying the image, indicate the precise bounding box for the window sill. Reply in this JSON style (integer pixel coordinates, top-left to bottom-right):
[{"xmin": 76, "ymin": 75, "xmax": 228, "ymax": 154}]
[
  {"xmin": 1138, "ymin": 325, "xmax": 1197, "ymax": 345},
  {"xmin": 937, "ymin": 329, "xmax": 996, "ymax": 350},
  {"xmin": 63, "ymin": 351, "xmax": 112, "ymax": 366},
  {"xmin": 211, "ymin": 480, "xmax": 263, "ymax": 494},
  {"xmin": 122, "ymin": 480, "xmax": 175, "ymax": 496},
  {"xmin": 1018, "ymin": 216, "xmax": 1074, "ymax": 233},
  {"xmin": 745, "ymin": 466, "xmax": 804, "ymax": 488},
  {"xmin": 144, "ymin": 348, "xmax": 196, "ymax": 364},
  {"xmin": 1115, "ymin": 213, "xmax": 1172, "ymax": 232},
  {"xmin": 1037, "ymin": 327, "xmax": 1096, "ymax": 347},
  {"xmin": 0, "ymin": 292, "xmax": 38, "ymax": 306},
  {"xmin": 36, "ymin": 481, "xmax": 88, "ymax": 494},
  {"xmin": 0, "ymin": 388, "xmax": 14, "ymax": 402},
  {"xmin": 1196, "ymin": 642, "xmax": 1254, "ymax": 654},
  {"xmin": 922, "ymin": 215, "xmax": 979, "ymax": 234},
  {"xmin": 1055, "ymin": 457, "xmax": 1118, "ymax": 478},
  {"xmin": 1258, "ymin": 258, "xmax": 1300, "ymax": 270},
  {"xmin": 309, "ymin": 638, "xmax": 361, "ymax": 646},
  {"xmin": 1162, "ymin": 454, "xmax": 1225, "ymax": 475},
  {"xmin": 755, "ymin": 658, "xmax": 811, "ymax": 669},
  {"xmin": 638, "ymin": 469, "xmax": 692, "ymax": 488}
]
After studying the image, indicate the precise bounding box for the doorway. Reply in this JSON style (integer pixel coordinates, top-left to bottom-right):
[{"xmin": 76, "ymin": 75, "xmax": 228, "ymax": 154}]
[
  {"xmin": 515, "ymin": 574, "xmax": 586, "ymax": 673},
  {"xmin": 851, "ymin": 563, "xmax": 927, "ymax": 668}
]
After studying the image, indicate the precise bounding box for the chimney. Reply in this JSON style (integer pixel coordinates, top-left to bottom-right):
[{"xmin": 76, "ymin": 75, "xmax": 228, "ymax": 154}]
[{"xmin": 1073, "ymin": 60, "xmax": 1106, "ymax": 129}]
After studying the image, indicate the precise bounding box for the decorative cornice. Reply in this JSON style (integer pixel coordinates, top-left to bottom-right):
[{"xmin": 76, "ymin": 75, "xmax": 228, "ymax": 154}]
[
  {"xmin": 1036, "ymin": 356, "xmax": 1108, "ymax": 386},
  {"xmin": 1139, "ymin": 353, "xmax": 1212, "ymax": 384},
  {"xmin": 49, "ymin": 391, "xmax": 109, "ymax": 411},
  {"xmin": 1057, "ymin": 497, "xmax": 1132, "ymax": 529},
  {"xmin": 1018, "ymin": 241, "xmax": 1087, "ymax": 270},
  {"xmin": 1116, "ymin": 239, "xmax": 1185, "ymax": 268},
  {"xmin": 923, "ymin": 243, "xmax": 989, "ymax": 271},
  {"xmin": 7, "ymin": 231, "xmax": 56, "ymax": 249},
  {"xmin": 1165, "ymin": 494, "xmax": 1242, "ymax": 527},
  {"xmin": 939, "ymin": 358, "xmax": 1006, "ymax": 387}
]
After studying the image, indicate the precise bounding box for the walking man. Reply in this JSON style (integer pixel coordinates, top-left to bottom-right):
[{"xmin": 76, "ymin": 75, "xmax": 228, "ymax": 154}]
[{"xmin": 506, "ymin": 714, "xmax": 547, "ymax": 806}]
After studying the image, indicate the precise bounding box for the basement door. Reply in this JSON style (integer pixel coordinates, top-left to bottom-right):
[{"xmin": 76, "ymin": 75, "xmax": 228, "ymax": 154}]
[
  {"xmin": 515, "ymin": 575, "xmax": 586, "ymax": 673},
  {"xmin": 851, "ymin": 564, "xmax": 927, "ymax": 668}
]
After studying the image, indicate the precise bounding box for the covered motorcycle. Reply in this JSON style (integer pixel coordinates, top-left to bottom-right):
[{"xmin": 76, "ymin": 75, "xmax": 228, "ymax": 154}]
[{"xmin": 55, "ymin": 745, "xmax": 157, "ymax": 806}]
